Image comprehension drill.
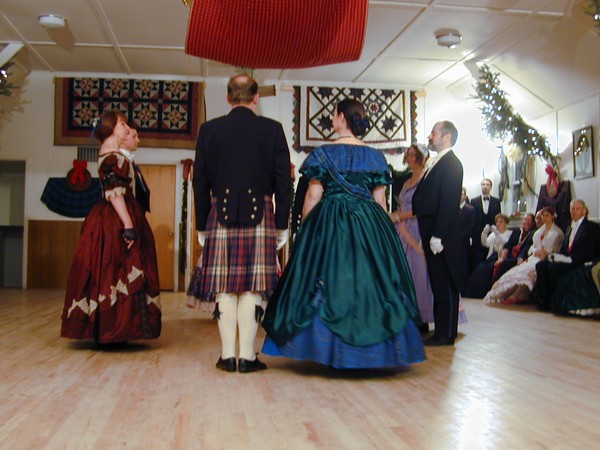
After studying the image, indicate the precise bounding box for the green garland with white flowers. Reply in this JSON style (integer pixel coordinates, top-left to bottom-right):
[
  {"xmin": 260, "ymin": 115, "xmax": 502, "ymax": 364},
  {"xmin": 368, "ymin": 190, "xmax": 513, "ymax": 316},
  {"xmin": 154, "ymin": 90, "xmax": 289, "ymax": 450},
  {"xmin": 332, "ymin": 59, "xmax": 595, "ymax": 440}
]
[{"xmin": 472, "ymin": 64, "xmax": 559, "ymax": 170}]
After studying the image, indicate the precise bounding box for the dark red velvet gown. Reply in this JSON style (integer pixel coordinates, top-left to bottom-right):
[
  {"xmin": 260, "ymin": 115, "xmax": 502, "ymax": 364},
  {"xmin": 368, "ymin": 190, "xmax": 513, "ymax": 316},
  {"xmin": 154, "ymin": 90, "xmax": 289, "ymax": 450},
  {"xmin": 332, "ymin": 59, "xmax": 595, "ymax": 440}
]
[{"xmin": 61, "ymin": 152, "xmax": 161, "ymax": 343}]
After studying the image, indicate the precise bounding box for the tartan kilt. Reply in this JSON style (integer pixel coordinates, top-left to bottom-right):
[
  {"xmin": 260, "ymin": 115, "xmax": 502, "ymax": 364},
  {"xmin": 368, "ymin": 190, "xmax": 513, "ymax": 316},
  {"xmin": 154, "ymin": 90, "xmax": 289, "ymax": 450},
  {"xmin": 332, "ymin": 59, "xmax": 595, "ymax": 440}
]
[{"xmin": 197, "ymin": 195, "xmax": 279, "ymax": 302}]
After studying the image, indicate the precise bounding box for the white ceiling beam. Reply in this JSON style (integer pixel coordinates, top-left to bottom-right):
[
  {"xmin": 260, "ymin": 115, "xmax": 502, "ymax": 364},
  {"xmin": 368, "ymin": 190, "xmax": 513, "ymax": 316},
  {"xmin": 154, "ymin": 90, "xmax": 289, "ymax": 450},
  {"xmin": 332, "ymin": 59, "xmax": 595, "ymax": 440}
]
[{"xmin": 0, "ymin": 43, "xmax": 24, "ymax": 67}]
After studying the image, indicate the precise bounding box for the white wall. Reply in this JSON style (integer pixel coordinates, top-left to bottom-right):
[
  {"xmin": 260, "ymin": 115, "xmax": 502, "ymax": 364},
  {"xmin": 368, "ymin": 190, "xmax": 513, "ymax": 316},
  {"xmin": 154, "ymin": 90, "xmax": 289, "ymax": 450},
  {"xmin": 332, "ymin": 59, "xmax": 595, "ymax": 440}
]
[
  {"xmin": 423, "ymin": 85, "xmax": 502, "ymax": 202},
  {"xmin": 1, "ymin": 72, "xmax": 599, "ymax": 286}
]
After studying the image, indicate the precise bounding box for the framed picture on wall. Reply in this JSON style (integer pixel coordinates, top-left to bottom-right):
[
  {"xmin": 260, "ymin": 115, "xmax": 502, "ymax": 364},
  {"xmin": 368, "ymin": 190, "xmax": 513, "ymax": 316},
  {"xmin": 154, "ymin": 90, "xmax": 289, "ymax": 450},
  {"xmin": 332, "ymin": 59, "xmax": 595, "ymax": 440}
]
[{"xmin": 572, "ymin": 126, "xmax": 594, "ymax": 179}]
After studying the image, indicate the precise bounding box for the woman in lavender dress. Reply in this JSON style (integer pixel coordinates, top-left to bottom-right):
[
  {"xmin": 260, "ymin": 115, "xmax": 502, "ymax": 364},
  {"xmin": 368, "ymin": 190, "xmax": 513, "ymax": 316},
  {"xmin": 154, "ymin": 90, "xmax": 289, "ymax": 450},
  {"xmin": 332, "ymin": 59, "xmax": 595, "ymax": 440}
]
[{"xmin": 390, "ymin": 145, "xmax": 434, "ymax": 332}]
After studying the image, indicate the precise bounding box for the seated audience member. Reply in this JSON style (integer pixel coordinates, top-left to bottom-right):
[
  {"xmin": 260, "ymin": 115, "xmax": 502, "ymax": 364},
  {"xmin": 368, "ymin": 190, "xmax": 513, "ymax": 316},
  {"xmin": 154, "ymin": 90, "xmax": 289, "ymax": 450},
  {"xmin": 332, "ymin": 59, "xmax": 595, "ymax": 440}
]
[
  {"xmin": 491, "ymin": 212, "xmax": 536, "ymax": 283},
  {"xmin": 464, "ymin": 213, "xmax": 512, "ymax": 298},
  {"xmin": 484, "ymin": 206, "xmax": 563, "ymax": 305},
  {"xmin": 459, "ymin": 187, "xmax": 476, "ymax": 293},
  {"xmin": 481, "ymin": 213, "xmax": 512, "ymax": 259},
  {"xmin": 533, "ymin": 199, "xmax": 600, "ymax": 311},
  {"xmin": 551, "ymin": 260, "xmax": 600, "ymax": 316}
]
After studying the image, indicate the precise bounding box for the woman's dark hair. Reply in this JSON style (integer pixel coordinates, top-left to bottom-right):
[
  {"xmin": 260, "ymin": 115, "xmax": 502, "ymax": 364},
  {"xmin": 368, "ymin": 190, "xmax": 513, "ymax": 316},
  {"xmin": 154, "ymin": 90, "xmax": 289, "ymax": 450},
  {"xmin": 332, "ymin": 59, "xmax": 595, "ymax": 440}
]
[
  {"xmin": 524, "ymin": 212, "xmax": 536, "ymax": 227},
  {"xmin": 541, "ymin": 206, "xmax": 556, "ymax": 218},
  {"xmin": 403, "ymin": 144, "xmax": 425, "ymax": 166},
  {"xmin": 337, "ymin": 98, "xmax": 370, "ymax": 137},
  {"xmin": 94, "ymin": 110, "xmax": 127, "ymax": 143}
]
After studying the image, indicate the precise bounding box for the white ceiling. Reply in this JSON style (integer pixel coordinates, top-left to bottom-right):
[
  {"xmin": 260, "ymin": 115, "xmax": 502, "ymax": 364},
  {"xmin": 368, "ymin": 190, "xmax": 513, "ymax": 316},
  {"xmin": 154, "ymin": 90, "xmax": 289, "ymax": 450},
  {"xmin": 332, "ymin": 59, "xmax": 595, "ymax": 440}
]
[{"xmin": 1, "ymin": 0, "xmax": 599, "ymax": 118}]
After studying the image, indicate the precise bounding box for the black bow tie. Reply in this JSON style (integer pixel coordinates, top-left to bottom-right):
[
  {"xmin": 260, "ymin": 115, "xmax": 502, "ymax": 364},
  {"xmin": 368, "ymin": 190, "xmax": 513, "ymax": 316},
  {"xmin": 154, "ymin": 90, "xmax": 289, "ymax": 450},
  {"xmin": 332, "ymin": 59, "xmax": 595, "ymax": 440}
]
[{"xmin": 483, "ymin": 197, "xmax": 490, "ymax": 201}]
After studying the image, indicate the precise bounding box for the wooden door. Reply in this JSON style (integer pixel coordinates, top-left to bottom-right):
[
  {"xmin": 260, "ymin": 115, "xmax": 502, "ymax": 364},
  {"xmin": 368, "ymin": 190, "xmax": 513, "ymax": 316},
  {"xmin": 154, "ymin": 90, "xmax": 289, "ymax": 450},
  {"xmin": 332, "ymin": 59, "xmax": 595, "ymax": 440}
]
[
  {"xmin": 139, "ymin": 164, "xmax": 176, "ymax": 291},
  {"xmin": 27, "ymin": 220, "xmax": 82, "ymax": 288}
]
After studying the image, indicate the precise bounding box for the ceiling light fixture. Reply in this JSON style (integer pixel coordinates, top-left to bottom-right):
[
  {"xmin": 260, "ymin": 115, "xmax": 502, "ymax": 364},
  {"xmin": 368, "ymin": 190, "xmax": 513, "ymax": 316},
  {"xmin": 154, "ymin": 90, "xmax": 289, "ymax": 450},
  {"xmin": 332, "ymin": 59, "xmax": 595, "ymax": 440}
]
[
  {"xmin": 39, "ymin": 15, "xmax": 66, "ymax": 30},
  {"xmin": 436, "ymin": 32, "xmax": 462, "ymax": 49}
]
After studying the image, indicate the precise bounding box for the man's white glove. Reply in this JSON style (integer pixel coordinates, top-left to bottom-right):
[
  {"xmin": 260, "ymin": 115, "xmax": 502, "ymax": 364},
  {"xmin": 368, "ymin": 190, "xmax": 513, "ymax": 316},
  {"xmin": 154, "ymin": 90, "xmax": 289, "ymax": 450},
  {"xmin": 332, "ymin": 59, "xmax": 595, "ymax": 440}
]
[
  {"xmin": 483, "ymin": 224, "xmax": 491, "ymax": 234},
  {"xmin": 548, "ymin": 253, "xmax": 572, "ymax": 264},
  {"xmin": 197, "ymin": 231, "xmax": 206, "ymax": 248},
  {"xmin": 276, "ymin": 229, "xmax": 289, "ymax": 251},
  {"xmin": 429, "ymin": 236, "xmax": 444, "ymax": 255},
  {"xmin": 491, "ymin": 224, "xmax": 499, "ymax": 236}
]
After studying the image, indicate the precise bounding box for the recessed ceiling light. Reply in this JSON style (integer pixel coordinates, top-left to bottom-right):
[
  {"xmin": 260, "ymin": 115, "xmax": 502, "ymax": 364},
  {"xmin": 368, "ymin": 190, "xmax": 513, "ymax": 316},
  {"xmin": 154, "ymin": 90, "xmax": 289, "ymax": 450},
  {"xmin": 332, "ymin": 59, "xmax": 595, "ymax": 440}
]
[{"xmin": 39, "ymin": 15, "xmax": 66, "ymax": 30}]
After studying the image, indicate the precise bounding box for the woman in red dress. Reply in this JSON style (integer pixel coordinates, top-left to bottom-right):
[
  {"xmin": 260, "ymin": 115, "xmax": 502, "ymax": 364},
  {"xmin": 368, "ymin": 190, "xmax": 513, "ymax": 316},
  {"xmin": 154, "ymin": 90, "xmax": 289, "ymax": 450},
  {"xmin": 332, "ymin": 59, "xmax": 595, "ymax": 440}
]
[{"xmin": 61, "ymin": 111, "xmax": 161, "ymax": 345}]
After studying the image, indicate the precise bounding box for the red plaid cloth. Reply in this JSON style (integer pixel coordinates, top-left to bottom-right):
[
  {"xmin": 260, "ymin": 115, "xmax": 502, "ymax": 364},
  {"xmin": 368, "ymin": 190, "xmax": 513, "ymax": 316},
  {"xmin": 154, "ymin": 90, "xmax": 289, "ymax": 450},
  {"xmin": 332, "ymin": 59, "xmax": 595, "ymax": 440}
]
[
  {"xmin": 197, "ymin": 196, "xmax": 278, "ymax": 301},
  {"xmin": 185, "ymin": 0, "xmax": 368, "ymax": 69}
]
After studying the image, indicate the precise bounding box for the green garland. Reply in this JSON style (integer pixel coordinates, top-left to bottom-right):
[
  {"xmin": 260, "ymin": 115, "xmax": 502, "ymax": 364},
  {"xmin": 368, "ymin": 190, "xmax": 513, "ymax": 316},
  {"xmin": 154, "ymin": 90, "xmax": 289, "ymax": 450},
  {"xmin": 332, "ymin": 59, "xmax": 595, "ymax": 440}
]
[
  {"xmin": 472, "ymin": 64, "xmax": 559, "ymax": 170},
  {"xmin": 583, "ymin": 0, "xmax": 600, "ymax": 33},
  {"xmin": 0, "ymin": 61, "xmax": 17, "ymax": 97}
]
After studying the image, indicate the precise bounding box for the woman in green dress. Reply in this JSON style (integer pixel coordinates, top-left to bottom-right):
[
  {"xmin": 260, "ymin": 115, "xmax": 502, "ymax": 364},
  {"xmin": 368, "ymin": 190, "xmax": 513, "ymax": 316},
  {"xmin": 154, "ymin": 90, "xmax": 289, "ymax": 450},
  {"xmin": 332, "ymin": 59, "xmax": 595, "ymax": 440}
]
[{"xmin": 261, "ymin": 99, "xmax": 425, "ymax": 369}]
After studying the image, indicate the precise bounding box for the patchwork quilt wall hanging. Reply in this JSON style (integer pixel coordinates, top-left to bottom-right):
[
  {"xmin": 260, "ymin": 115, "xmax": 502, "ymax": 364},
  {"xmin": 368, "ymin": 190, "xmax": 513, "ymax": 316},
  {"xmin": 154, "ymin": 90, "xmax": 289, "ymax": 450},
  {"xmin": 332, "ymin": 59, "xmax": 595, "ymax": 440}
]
[
  {"xmin": 293, "ymin": 85, "xmax": 418, "ymax": 154},
  {"xmin": 54, "ymin": 77, "xmax": 205, "ymax": 149}
]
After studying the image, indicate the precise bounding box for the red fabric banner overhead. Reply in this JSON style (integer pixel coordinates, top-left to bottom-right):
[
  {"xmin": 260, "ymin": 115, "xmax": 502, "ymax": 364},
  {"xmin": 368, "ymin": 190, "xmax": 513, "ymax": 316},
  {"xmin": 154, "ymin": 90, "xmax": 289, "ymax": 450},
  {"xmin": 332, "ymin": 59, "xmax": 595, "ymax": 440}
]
[{"xmin": 185, "ymin": 0, "xmax": 368, "ymax": 69}]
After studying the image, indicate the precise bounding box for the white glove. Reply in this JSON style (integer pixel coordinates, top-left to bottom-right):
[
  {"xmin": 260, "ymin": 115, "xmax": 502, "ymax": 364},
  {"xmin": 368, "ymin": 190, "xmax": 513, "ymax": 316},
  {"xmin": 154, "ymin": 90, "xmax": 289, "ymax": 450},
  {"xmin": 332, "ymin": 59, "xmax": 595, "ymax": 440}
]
[
  {"xmin": 483, "ymin": 224, "xmax": 491, "ymax": 233},
  {"xmin": 429, "ymin": 236, "xmax": 444, "ymax": 255},
  {"xmin": 491, "ymin": 225, "xmax": 499, "ymax": 236},
  {"xmin": 276, "ymin": 229, "xmax": 289, "ymax": 251},
  {"xmin": 548, "ymin": 253, "xmax": 572, "ymax": 264},
  {"xmin": 197, "ymin": 231, "xmax": 206, "ymax": 248}
]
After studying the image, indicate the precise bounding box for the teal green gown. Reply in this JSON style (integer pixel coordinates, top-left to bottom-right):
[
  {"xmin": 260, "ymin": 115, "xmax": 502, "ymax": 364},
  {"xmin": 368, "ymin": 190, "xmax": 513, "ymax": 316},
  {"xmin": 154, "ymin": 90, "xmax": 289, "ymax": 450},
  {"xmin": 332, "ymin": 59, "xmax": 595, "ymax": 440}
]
[{"xmin": 262, "ymin": 144, "xmax": 425, "ymax": 369}]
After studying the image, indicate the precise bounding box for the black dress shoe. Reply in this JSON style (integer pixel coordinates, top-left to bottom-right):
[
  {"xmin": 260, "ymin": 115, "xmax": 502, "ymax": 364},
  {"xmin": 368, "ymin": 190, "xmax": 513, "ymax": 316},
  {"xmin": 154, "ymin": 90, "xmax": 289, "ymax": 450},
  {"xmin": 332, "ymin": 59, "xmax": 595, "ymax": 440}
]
[
  {"xmin": 423, "ymin": 335, "xmax": 455, "ymax": 346},
  {"xmin": 216, "ymin": 357, "xmax": 237, "ymax": 372},
  {"xmin": 419, "ymin": 322, "xmax": 430, "ymax": 334},
  {"xmin": 238, "ymin": 357, "xmax": 267, "ymax": 373},
  {"xmin": 95, "ymin": 341, "xmax": 128, "ymax": 350},
  {"xmin": 537, "ymin": 303, "xmax": 551, "ymax": 312}
]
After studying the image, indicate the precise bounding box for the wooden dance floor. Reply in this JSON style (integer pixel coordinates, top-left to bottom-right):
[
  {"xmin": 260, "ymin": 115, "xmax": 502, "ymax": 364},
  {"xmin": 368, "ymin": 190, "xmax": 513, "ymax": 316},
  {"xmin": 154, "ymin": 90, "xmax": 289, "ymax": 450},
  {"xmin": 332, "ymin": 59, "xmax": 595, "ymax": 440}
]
[{"xmin": 1, "ymin": 289, "xmax": 599, "ymax": 449}]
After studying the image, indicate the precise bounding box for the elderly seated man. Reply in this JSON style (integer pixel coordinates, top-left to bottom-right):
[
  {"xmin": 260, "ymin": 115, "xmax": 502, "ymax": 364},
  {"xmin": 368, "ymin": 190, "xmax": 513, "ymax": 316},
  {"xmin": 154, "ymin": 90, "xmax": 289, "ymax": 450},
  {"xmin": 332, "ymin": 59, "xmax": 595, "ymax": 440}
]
[{"xmin": 533, "ymin": 199, "xmax": 600, "ymax": 311}]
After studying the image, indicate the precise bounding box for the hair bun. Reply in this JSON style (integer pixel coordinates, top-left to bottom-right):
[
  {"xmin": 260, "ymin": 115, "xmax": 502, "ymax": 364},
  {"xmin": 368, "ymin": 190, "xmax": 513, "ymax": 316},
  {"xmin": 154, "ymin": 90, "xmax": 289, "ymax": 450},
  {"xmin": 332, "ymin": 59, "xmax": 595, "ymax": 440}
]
[{"xmin": 350, "ymin": 112, "xmax": 370, "ymax": 136}]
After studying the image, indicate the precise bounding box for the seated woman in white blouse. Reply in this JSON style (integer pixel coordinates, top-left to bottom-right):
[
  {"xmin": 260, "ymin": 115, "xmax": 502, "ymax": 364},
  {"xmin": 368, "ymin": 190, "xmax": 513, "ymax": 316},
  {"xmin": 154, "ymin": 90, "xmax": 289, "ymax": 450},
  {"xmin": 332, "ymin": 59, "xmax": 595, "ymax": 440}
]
[
  {"xmin": 464, "ymin": 213, "xmax": 513, "ymax": 298},
  {"xmin": 484, "ymin": 206, "xmax": 564, "ymax": 304},
  {"xmin": 481, "ymin": 213, "xmax": 513, "ymax": 259}
]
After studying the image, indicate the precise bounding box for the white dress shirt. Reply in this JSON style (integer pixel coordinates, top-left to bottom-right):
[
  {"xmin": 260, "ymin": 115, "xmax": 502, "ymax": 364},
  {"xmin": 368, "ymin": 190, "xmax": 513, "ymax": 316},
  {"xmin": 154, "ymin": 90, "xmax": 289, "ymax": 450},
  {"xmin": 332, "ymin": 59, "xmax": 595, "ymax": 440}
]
[
  {"xmin": 568, "ymin": 217, "xmax": 584, "ymax": 250},
  {"xmin": 482, "ymin": 196, "xmax": 490, "ymax": 214},
  {"xmin": 424, "ymin": 147, "xmax": 452, "ymax": 177}
]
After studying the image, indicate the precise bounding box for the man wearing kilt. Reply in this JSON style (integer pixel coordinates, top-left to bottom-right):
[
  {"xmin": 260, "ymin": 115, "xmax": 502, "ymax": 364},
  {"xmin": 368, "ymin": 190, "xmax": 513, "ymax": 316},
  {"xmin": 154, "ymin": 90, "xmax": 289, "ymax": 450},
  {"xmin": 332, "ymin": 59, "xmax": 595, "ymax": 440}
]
[{"xmin": 192, "ymin": 74, "xmax": 292, "ymax": 373}]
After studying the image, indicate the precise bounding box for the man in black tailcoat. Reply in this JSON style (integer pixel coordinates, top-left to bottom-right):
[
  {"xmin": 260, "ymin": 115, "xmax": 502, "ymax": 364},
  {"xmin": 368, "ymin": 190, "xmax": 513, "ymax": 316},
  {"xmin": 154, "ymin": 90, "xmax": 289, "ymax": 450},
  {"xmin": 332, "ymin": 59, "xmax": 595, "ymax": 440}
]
[{"xmin": 413, "ymin": 120, "xmax": 463, "ymax": 346}]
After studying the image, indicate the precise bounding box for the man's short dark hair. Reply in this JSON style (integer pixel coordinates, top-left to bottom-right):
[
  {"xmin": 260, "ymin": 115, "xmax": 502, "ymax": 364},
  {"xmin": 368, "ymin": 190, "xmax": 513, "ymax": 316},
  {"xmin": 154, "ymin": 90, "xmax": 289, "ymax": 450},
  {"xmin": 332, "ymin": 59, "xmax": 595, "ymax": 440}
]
[{"xmin": 438, "ymin": 120, "xmax": 458, "ymax": 146}]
